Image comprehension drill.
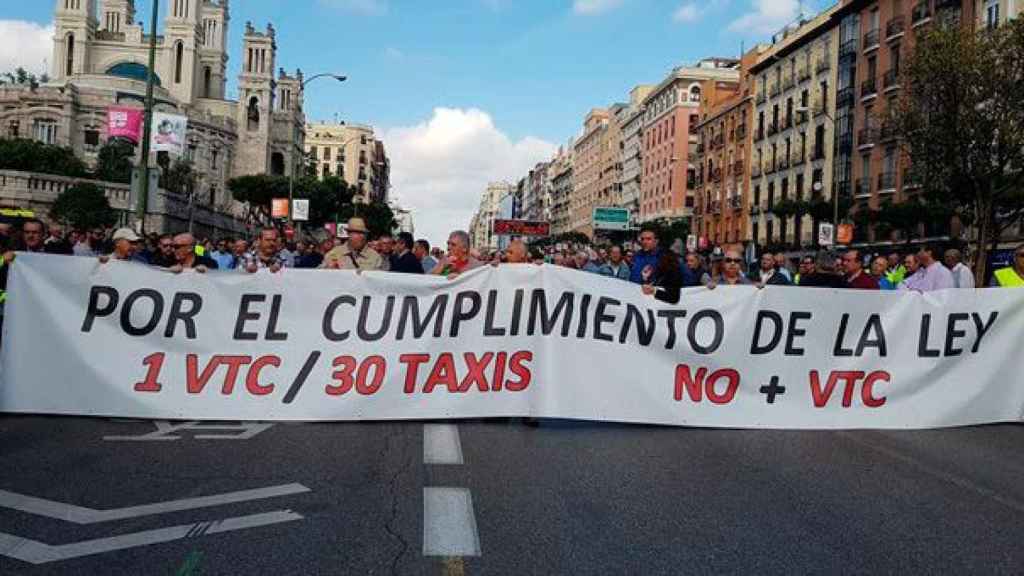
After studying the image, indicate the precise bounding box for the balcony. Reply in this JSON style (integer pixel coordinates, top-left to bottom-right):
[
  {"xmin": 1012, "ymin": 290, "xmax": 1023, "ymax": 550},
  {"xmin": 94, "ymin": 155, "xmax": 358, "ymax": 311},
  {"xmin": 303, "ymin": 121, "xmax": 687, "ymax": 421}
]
[
  {"xmin": 863, "ymin": 29, "xmax": 880, "ymax": 53},
  {"xmin": 913, "ymin": 1, "xmax": 932, "ymax": 26},
  {"xmin": 839, "ymin": 38, "xmax": 858, "ymax": 60},
  {"xmin": 729, "ymin": 196, "xmax": 743, "ymax": 211},
  {"xmin": 736, "ymin": 124, "xmax": 747, "ymax": 139},
  {"xmin": 777, "ymin": 156, "xmax": 790, "ymax": 170},
  {"xmin": 878, "ymin": 171, "xmax": 897, "ymax": 191},
  {"xmin": 858, "ymin": 128, "xmax": 878, "ymax": 149},
  {"xmin": 837, "ymin": 86, "xmax": 855, "ymax": 108},
  {"xmin": 796, "ymin": 109, "xmax": 808, "ymax": 125},
  {"xmin": 798, "ymin": 66, "xmax": 811, "ymax": 82},
  {"xmin": 767, "ymin": 122, "xmax": 778, "ymax": 136},
  {"xmin": 835, "ymin": 180, "xmax": 852, "ymax": 199},
  {"xmin": 838, "ymin": 133, "xmax": 854, "ymax": 153},
  {"xmin": 861, "ymin": 78, "xmax": 878, "ymax": 100},
  {"xmin": 813, "ymin": 98, "xmax": 828, "ymax": 117},
  {"xmin": 712, "ymin": 133, "xmax": 725, "ymax": 149},
  {"xmin": 782, "ymin": 73, "xmax": 795, "ymax": 91},
  {"xmin": 880, "ymin": 121, "xmax": 898, "ymax": 142},
  {"xmin": 770, "ymin": 83, "xmax": 781, "ymax": 97},
  {"xmin": 791, "ymin": 150, "xmax": 805, "ymax": 166},
  {"xmin": 816, "ymin": 57, "xmax": 831, "ymax": 74},
  {"xmin": 855, "ymin": 178, "xmax": 872, "ymax": 198},
  {"xmin": 883, "ymin": 69, "xmax": 900, "ymax": 92},
  {"xmin": 756, "ymin": 91, "xmax": 767, "ymax": 104},
  {"xmin": 886, "ymin": 16, "xmax": 905, "ymax": 40}
]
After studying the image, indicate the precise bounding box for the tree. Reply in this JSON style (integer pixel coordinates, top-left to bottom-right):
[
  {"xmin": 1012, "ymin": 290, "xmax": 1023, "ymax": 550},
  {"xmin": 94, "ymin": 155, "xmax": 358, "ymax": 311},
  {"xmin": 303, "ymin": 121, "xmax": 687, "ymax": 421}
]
[
  {"xmin": 340, "ymin": 201, "xmax": 396, "ymax": 239},
  {"xmin": 641, "ymin": 217, "xmax": 690, "ymax": 248},
  {"xmin": 93, "ymin": 139, "xmax": 135, "ymax": 184},
  {"xmin": 160, "ymin": 159, "xmax": 197, "ymax": 197},
  {"xmin": 50, "ymin": 182, "xmax": 119, "ymax": 230},
  {"xmin": 0, "ymin": 67, "xmax": 42, "ymax": 89},
  {"xmin": 0, "ymin": 138, "xmax": 88, "ymax": 178},
  {"xmin": 228, "ymin": 174, "xmax": 360, "ymax": 225},
  {"xmin": 894, "ymin": 19, "xmax": 1024, "ymax": 283}
]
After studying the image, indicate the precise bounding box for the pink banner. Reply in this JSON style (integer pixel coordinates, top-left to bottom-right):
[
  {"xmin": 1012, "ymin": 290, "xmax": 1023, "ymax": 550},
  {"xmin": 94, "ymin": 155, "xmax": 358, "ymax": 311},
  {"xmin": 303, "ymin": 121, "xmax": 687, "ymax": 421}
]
[{"xmin": 107, "ymin": 106, "xmax": 143, "ymax": 143}]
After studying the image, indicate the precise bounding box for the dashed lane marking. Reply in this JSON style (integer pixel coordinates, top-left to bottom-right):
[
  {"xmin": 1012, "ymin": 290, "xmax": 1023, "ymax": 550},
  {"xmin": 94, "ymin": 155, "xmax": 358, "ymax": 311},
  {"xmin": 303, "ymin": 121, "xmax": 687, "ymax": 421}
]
[{"xmin": 423, "ymin": 424, "xmax": 464, "ymax": 465}]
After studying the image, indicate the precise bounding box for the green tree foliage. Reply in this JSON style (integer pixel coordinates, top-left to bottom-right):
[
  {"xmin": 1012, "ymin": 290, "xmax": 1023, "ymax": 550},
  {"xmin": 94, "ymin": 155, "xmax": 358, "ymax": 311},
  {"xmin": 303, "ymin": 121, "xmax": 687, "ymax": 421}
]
[
  {"xmin": 50, "ymin": 182, "xmax": 119, "ymax": 230},
  {"xmin": 641, "ymin": 217, "xmax": 690, "ymax": 248},
  {"xmin": 0, "ymin": 67, "xmax": 42, "ymax": 89},
  {"xmin": 0, "ymin": 138, "xmax": 88, "ymax": 178},
  {"xmin": 93, "ymin": 139, "xmax": 135, "ymax": 184},
  {"xmin": 895, "ymin": 19, "xmax": 1024, "ymax": 281},
  {"xmin": 160, "ymin": 159, "xmax": 197, "ymax": 197}
]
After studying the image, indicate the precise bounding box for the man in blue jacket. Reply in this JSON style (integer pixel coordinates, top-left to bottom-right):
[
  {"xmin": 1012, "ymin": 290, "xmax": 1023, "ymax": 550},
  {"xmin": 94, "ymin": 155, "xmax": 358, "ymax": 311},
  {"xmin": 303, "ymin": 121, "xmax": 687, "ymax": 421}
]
[{"xmin": 629, "ymin": 228, "xmax": 696, "ymax": 286}]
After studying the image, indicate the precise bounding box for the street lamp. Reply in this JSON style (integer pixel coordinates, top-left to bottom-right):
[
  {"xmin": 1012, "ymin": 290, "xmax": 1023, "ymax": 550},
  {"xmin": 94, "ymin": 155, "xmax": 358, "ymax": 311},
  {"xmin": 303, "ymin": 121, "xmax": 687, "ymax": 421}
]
[
  {"xmin": 136, "ymin": 0, "xmax": 161, "ymax": 233},
  {"xmin": 795, "ymin": 105, "xmax": 838, "ymax": 243},
  {"xmin": 288, "ymin": 73, "xmax": 347, "ymax": 228}
]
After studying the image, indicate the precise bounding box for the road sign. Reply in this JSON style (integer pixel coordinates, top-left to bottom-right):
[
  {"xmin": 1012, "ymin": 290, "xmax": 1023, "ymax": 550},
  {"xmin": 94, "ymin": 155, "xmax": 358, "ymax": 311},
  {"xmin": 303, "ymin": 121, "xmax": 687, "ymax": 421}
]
[
  {"xmin": 271, "ymin": 198, "xmax": 289, "ymax": 219},
  {"xmin": 592, "ymin": 207, "xmax": 630, "ymax": 231},
  {"xmin": 292, "ymin": 199, "xmax": 310, "ymax": 222},
  {"xmin": 819, "ymin": 223, "xmax": 835, "ymax": 246},
  {"xmin": 492, "ymin": 219, "xmax": 550, "ymax": 237}
]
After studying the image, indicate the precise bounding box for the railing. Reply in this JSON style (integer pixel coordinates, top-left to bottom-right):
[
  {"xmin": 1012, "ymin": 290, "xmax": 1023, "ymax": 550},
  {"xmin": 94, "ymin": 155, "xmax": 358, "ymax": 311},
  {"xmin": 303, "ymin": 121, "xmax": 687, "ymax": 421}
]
[
  {"xmin": 878, "ymin": 171, "xmax": 897, "ymax": 191},
  {"xmin": 838, "ymin": 133, "xmax": 854, "ymax": 153},
  {"xmin": 770, "ymin": 83, "xmax": 781, "ymax": 97},
  {"xmin": 912, "ymin": 1, "xmax": 932, "ymax": 25},
  {"xmin": 880, "ymin": 121, "xmax": 898, "ymax": 141},
  {"xmin": 839, "ymin": 39, "xmax": 858, "ymax": 60},
  {"xmin": 756, "ymin": 91, "xmax": 767, "ymax": 104},
  {"xmin": 837, "ymin": 86, "xmax": 854, "ymax": 108},
  {"xmin": 863, "ymin": 29, "xmax": 880, "ymax": 52},
  {"xmin": 730, "ymin": 196, "xmax": 743, "ymax": 210},
  {"xmin": 855, "ymin": 178, "xmax": 872, "ymax": 198},
  {"xmin": 783, "ymin": 73, "xmax": 795, "ymax": 91},
  {"xmin": 816, "ymin": 57, "xmax": 831, "ymax": 74},
  {"xmin": 835, "ymin": 180, "xmax": 852, "ymax": 199},
  {"xmin": 798, "ymin": 66, "xmax": 811, "ymax": 82},
  {"xmin": 858, "ymin": 127, "xmax": 878, "ymax": 148},
  {"xmin": 886, "ymin": 16, "xmax": 905, "ymax": 39},
  {"xmin": 883, "ymin": 69, "xmax": 900, "ymax": 91},
  {"xmin": 861, "ymin": 78, "xmax": 878, "ymax": 99}
]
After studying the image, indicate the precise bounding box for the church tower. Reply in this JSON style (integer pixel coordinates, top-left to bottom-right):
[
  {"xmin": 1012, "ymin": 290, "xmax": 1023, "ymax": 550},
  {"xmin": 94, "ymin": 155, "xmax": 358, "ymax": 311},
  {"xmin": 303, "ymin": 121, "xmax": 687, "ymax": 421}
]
[
  {"xmin": 233, "ymin": 21, "xmax": 276, "ymax": 177},
  {"xmin": 52, "ymin": 0, "xmax": 98, "ymax": 80},
  {"xmin": 197, "ymin": 0, "xmax": 229, "ymax": 100},
  {"xmin": 100, "ymin": 0, "xmax": 135, "ymax": 33},
  {"xmin": 163, "ymin": 0, "xmax": 202, "ymax": 105}
]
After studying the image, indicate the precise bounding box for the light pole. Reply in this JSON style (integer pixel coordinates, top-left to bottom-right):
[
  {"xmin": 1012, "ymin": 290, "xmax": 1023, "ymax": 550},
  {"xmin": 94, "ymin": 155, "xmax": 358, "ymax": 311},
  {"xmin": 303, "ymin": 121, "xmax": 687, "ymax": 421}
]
[
  {"xmin": 288, "ymin": 73, "xmax": 346, "ymax": 230},
  {"xmin": 796, "ymin": 105, "xmax": 838, "ymax": 243},
  {"xmin": 136, "ymin": 0, "xmax": 160, "ymax": 233}
]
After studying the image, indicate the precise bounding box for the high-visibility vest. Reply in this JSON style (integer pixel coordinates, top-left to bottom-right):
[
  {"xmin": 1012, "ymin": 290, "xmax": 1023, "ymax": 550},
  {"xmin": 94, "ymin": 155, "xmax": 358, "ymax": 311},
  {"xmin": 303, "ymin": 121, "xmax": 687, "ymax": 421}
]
[
  {"xmin": 885, "ymin": 265, "xmax": 906, "ymax": 286},
  {"xmin": 195, "ymin": 245, "xmax": 206, "ymax": 257},
  {"xmin": 994, "ymin": 267, "xmax": 1024, "ymax": 287}
]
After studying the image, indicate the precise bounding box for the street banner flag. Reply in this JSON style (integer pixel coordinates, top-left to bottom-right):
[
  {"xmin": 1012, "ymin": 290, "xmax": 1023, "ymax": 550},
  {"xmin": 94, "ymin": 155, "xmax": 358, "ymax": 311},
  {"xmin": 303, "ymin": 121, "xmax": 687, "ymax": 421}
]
[
  {"xmin": 107, "ymin": 106, "xmax": 143, "ymax": 143},
  {"xmin": 271, "ymin": 198, "xmax": 289, "ymax": 219},
  {"xmin": 3, "ymin": 254, "xmax": 1024, "ymax": 429},
  {"xmin": 292, "ymin": 199, "xmax": 310, "ymax": 222},
  {"xmin": 151, "ymin": 112, "xmax": 188, "ymax": 155}
]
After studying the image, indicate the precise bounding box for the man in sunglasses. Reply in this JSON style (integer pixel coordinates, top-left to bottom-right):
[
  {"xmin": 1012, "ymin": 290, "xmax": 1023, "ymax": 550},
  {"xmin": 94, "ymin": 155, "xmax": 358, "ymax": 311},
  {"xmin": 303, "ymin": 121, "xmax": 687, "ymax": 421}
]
[
  {"xmin": 166, "ymin": 233, "xmax": 218, "ymax": 274},
  {"xmin": 992, "ymin": 243, "xmax": 1024, "ymax": 287}
]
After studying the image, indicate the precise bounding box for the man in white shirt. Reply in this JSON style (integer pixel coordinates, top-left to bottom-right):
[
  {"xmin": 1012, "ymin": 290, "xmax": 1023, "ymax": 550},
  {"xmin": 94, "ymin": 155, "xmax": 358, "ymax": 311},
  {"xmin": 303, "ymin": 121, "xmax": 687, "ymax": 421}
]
[
  {"xmin": 900, "ymin": 245, "xmax": 954, "ymax": 292},
  {"xmin": 944, "ymin": 249, "xmax": 975, "ymax": 289}
]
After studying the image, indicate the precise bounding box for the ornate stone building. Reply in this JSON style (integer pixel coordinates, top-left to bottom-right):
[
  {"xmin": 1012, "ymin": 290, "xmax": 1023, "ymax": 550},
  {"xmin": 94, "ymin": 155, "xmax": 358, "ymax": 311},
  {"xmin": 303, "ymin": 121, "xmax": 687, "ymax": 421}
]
[{"xmin": 0, "ymin": 0, "xmax": 305, "ymax": 233}]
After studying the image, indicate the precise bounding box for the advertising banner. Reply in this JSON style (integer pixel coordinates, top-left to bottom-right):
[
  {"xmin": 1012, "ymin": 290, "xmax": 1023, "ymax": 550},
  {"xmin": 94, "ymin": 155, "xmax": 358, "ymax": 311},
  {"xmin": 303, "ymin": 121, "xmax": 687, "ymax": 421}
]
[
  {"xmin": 3, "ymin": 254, "xmax": 1024, "ymax": 429},
  {"xmin": 150, "ymin": 112, "xmax": 188, "ymax": 155},
  {"xmin": 107, "ymin": 106, "xmax": 144, "ymax": 143},
  {"xmin": 492, "ymin": 219, "xmax": 549, "ymax": 237}
]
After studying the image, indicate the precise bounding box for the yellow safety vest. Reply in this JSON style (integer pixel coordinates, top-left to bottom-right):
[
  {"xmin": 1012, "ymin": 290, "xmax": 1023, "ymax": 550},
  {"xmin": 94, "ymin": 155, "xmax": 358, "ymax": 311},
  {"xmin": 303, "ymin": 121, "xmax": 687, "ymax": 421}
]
[
  {"xmin": 195, "ymin": 245, "xmax": 206, "ymax": 257},
  {"xmin": 994, "ymin": 267, "xmax": 1024, "ymax": 287}
]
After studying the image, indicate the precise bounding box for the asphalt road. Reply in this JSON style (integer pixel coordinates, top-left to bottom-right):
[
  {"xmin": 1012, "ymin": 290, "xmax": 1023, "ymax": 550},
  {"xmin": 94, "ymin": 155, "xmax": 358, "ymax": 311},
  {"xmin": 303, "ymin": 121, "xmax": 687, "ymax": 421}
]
[{"xmin": 1, "ymin": 415, "xmax": 1023, "ymax": 575}]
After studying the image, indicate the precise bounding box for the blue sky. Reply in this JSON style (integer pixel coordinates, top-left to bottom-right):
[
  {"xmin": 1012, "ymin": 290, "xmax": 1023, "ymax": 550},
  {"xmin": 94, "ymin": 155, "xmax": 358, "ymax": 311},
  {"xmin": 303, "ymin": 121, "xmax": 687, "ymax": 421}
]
[{"xmin": 1, "ymin": 0, "xmax": 826, "ymax": 243}]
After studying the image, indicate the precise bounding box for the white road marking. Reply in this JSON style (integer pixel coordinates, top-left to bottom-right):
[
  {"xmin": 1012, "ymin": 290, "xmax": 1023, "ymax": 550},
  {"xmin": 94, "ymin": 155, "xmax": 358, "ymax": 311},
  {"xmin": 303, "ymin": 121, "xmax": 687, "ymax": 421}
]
[
  {"xmin": 0, "ymin": 483, "xmax": 310, "ymax": 524},
  {"xmin": 104, "ymin": 421, "xmax": 275, "ymax": 441},
  {"xmin": 423, "ymin": 487, "xmax": 480, "ymax": 557},
  {"xmin": 423, "ymin": 424, "xmax": 464, "ymax": 465},
  {"xmin": 0, "ymin": 510, "xmax": 303, "ymax": 565}
]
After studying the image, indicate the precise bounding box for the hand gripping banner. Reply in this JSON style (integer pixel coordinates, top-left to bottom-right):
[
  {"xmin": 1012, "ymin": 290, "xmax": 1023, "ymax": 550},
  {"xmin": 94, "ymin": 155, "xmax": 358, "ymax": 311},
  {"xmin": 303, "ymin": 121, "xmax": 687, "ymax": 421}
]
[{"xmin": 2, "ymin": 253, "xmax": 1024, "ymax": 429}]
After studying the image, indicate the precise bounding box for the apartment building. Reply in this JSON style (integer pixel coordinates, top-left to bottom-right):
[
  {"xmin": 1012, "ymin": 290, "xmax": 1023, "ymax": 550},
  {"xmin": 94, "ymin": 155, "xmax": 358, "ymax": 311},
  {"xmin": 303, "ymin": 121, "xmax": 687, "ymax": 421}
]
[
  {"xmin": 548, "ymin": 146, "xmax": 574, "ymax": 236},
  {"xmin": 640, "ymin": 59, "xmax": 739, "ymax": 223},
  {"xmin": 571, "ymin": 108, "xmax": 612, "ymax": 237},
  {"xmin": 750, "ymin": 7, "xmax": 840, "ymax": 249},
  {"xmin": 305, "ymin": 122, "xmax": 389, "ymax": 204},
  {"xmin": 617, "ymin": 85, "xmax": 654, "ymax": 227}
]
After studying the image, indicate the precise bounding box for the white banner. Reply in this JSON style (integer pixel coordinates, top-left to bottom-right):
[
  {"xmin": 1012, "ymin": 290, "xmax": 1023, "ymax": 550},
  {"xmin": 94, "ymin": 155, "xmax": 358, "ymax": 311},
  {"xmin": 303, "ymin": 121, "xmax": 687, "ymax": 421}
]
[
  {"xmin": 2, "ymin": 254, "xmax": 1024, "ymax": 429},
  {"xmin": 151, "ymin": 112, "xmax": 188, "ymax": 155}
]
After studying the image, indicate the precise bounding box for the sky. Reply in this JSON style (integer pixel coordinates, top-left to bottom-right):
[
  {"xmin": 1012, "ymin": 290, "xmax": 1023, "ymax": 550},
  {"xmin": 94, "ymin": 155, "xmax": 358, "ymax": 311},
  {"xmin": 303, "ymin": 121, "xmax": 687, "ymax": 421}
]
[{"xmin": 0, "ymin": 0, "xmax": 826, "ymax": 245}]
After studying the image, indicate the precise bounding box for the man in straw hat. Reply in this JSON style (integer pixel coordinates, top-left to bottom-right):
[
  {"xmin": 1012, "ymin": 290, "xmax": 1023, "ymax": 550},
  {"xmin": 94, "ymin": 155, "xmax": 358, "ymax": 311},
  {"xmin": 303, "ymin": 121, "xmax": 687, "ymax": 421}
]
[{"xmin": 320, "ymin": 217, "xmax": 383, "ymax": 271}]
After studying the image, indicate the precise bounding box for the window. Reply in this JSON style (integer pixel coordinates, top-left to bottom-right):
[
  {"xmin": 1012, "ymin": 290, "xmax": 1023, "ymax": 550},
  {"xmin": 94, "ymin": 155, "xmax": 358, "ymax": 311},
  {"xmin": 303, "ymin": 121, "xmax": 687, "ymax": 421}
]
[
  {"xmin": 323, "ymin": 146, "xmax": 331, "ymax": 159},
  {"xmin": 83, "ymin": 128, "xmax": 100, "ymax": 150},
  {"xmin": 174, "ymin": 42, "xmax": 184, "ymax": 84},
  {"xmin": 66, "ymin": 34, "xmax": 75, "ymax": 76},
  {"xmin": 211, "ymin": 148, "xmax": 219, "ymax": 169},
  {"xmin": 203, "ymin": 66, "xmax": 212, "ymax": 98},
  {"xmin": 891, "ymin": 44, "xmax": 901, "ymax": 75},
  {"xmin": 986, "ymin": 1, "xmax": 999, "ymax": 29},
  {"xmin": 814, "ymin": 124, "xmax": 826, "ymax": 158},
  {"xmin": 754, "ymin": 185, "xmax": 761, "ymax": 206},
  {"xmin": 247, "ymin": 97, "xmax": 260, "ymax": 131},
  {"xmin": 209, "ymin": 185, "xmax": 217, "ymax": 206},
  {"xmin": 33, "ymin": 120, "xmax": 58, "ymax": 145},
  {"xmin": 8, "ymin": 121, "xmax": 19, "ymax": 138}
]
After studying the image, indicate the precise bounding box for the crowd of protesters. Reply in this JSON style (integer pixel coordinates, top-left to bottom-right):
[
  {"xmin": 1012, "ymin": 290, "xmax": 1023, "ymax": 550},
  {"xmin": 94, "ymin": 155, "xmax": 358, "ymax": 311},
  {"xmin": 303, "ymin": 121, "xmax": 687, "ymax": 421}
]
[{"xmin": 0, "ymin": 217, "xmax": 1022, "ymax": 314}]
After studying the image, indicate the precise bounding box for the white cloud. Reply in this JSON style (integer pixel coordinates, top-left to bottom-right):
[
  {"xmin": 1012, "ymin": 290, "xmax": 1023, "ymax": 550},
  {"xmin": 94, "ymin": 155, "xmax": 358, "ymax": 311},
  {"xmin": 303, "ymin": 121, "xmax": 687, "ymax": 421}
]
[
  {"xmin": 382, "ymin": 108, "xmax": 557, "ymax": 247},
  {"xmin": 573, "ymin": 0, "xmax": 625, "ymax": 16},
  {"xmin": 317, "ymin": 0, "xmax": 388, "ymax": 16},
  {"xmin": 0, "ymin": 20, "xmax": 53, "ymax": 76},
  {"xmin": 728, "ymin": 0, "xmax": 802, "ymax": 35},
  {"xmin": 672, "ymin": 3, "xmax": 701, "ymax": 22}
]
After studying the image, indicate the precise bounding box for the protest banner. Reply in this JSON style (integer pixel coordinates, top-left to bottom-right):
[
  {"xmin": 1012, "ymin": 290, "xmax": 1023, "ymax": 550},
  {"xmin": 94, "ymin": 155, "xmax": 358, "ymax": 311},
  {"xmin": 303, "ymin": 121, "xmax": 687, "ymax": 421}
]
[{"xmin": 2, "ymin": 254, "xmax": 1023, "ymax": 429}]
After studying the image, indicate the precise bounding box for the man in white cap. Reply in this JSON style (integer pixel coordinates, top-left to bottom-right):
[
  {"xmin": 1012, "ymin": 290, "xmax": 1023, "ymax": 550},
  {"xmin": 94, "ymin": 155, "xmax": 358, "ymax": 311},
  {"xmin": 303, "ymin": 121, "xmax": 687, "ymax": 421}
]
[
  {"xmin": 320, "ymin": 217, "xmax": 383, "ymax": 271},
  {"xmin": 99, "ymin": 228, "xmax": 147, "ymax": 264}
]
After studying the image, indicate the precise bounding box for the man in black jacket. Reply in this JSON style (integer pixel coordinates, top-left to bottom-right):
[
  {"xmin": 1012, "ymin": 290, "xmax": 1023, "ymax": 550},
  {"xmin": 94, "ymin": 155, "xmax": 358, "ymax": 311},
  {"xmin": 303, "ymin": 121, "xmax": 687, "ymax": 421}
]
[
  {"xmin": 390, "ymin": 232, "xmax": 423, "ymax": 274},
  {"xmin": 750, "ymin": 252, "xmax": 792, "ymax": 286}
]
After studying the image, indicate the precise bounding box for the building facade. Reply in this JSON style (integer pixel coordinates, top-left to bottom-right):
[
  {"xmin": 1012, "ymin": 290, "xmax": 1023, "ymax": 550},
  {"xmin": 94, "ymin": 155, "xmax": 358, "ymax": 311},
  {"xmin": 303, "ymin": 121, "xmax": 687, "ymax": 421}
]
[
  {"xmin": 694, "ymin": 48, "xmax": 765, "ymax": 246},
  {"xmin": 304, "ymin": 122, "xmax": 390, "ymax": 204},
  {"xmin": 640, "ymin": 59, "xmax": 739, "ymax": 223},
  {"xmin": 548, "ymin": 146, "xmax": 574, "ymax": 236},
  {"xmin": 618, "ymin": 85, "xmax": 653, "ymax": 227},
  {"xmin": 749, "ymin": 8, "xmax": 839, "ymax": 249},
  {"xmin": 0, "ymin": 0, "xmax": 304, "ymax": 234},
  {"xmin": 570, "ymin": 108, "xmax": 611, "ymax": 237},
  {"xmin": 469, "ymin": 181, "xmax": 512, "ymax": 250}
]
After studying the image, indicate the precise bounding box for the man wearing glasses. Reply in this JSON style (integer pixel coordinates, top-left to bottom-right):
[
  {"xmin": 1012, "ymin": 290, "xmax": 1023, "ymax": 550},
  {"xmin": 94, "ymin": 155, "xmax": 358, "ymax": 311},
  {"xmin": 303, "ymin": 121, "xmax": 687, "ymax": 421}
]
[
  {"xmin": 992, "ymin": 244, "xmax": 1024, "ymax": 288},
  {"xmin": 166, "ymin": 233, "xmax": 218, "ymax": 274},
  {"xmin": 842, "ymin": 249, "xmax": 878, "ymax": 290}
]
